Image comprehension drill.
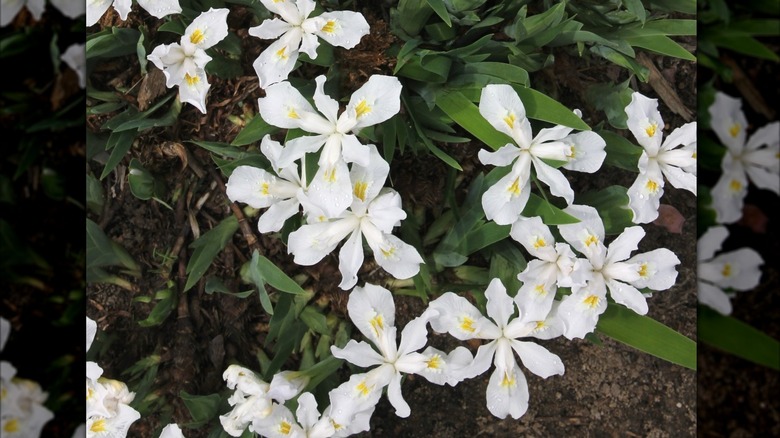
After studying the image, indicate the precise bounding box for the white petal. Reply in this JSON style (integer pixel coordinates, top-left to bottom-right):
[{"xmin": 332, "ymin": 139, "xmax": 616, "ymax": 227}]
[
  {"xmin": 226, "ymin": 166, "xmax": 277, "ymax": 208},
  {"xmin": 309, "ymin": 11, "xmax": 370, "ymax": 50},
  {"xmin": 531, "ymin": 157, "xmax": 574, "ymax": 204},
  {"xmin": 477, "ymin": 144, "xmax": 521, "ymax": 167},
  {"xmin": 1, "ymin": 0, "xmax": 25, "ymax": 27},
  {"xmin": 485, "ymin": 278, "xmax": 514, "ymax": 329},
  {"xmin": 482, "ymin": 167, "xmax": 531, "ymax": 225},
  {"xmin": 510, "ymin": 340, "xmax": 564, "ymax": 378},
  {"xmin": 349, "ymin": 144, "xmax": 389, "ymax": 204},
  {"xmin": 366, "ymin": 190, "xmax": 405, "ymax": 232},
  {"xmin": 557, "ymin": 279, "xmax": 607, "ymax": 339},
  {"xmin": 745, "ymin": 121, "xmax": 780, "ymax": 150},
  {"xmin": 313, "ymin": 75, "xmax": 340, "ymax": 123},
  {"xmin": 258, "ymin": 198, "xmax": 301, "ymax": 233},
  {"xmin": 606, "ymin": 279, "xmax": 648, "ymax": 314},
  {"xmin": 60, "ymin": 43, "xmax": 86, "ymax": 89},
  {"xmin": 184, "ymin": 8, "xmax": 230, "ymax": 50},
  {"xmin": 486, "ymin": 365, "xmax": 529, "ymax": 419},
  {"xmin": 341, "ymin": 134, "xmax": 371, "ymax": 167},
  {"xmin": 558, "ymin": 204, "xmax": 604, "ymax": 256},
  {"xmin": 698, "ymin": 282, "xmax": 732, "ymax": 315},
  {"xmin": 746, "ymin": 165, "xmax": 780, "ymax": 194},
  {"xmin": 366, "ymin": 232, "xmax": 423, "ymax": 281},
  {"xmin": 710, "ymin": 248, "xmax": 763, "ymax": 290},
  {"xmin": 479, "ymin": 84, "xmax": 532, "ymax": 147},
  {"xmin": 427, "ymin": 292, "xmax": 487, "ymax": 340},
  {"xmin": 308, "ymin": 159, "xmax": 353, "ymax": 218},
  {"xmin": 562, "ymin": 130, "xmax": 607, "ymax": 173},
  {"xmin": 287, "ymin": 219, "xmax": 355, "ymax": 265},
  {"xmin": 625, "ymin": 91, "xmax": 664, "ymax": 154},
  {"xmin": 299, "ymin": 31, "xmax": 321, "ymax": 59},
  {"xmin": 252, "ymin": 30, "xmax": 303, "ymax": 88},
  {"xmin": 86, "ymin": 317, "xmax": 97, "ymax": 352},
  {"xmin": 606, "ymin": 226, "xmax": 644, "ymax": 263},
  {"xmin": 259, "ymin": 0, "xmax": 302, "ymax": 24},
  {"xmin": 338, "ymin": 229, "xmax": 364, "ymax": 290},
  {"xmin": 397, "ymin": 313, "xmax": 434, "ymax": 357},
  {"xmin": 626, "ymin": 170, "xmax": 664, "ymax": 224},
  {"xmin": 276, "ymin": 134, "xmax": 328, "ymax": 169},
  {"xmin": 178, "ymin": 69, "xmax": 211, "ymax": 114},
  {"xmin": 136, "ymin": 0, "xmax": 181, "ymax": 18},
  {"xmin": 515, "ymin": 261, "xmax": 557, "ymax": 322},
  {"xmin": 113, "ymin": 0, "xmax": 132, "ymax": 20},
  {"xmin": 627, "ymin": 248, "xmax": 680, "ymax": 291},
  {"xmin": 710, "ymin": 170, "xmax": 747, "ymax": 224},
  {"xmin": 386, "ymin": 372, "xmax": 410, "ymax": 418},
  {"xmin": 509, "ymin": 216, "xmax": 557, "ymax": 261},
  {"xmin": 698, "ymin": 226, "xmax": 728, "ymax": 262},
  {"xmin": 708, "ymin": 92, "xmax": 747, "ymax": 154},
  {"xmin": 661, "ymin": 163, "xmax": 697, "ymax": 194},
  {"xmin": 344, "ymin": 75, "xmax": 403, "ymax": 130},
  {"xmin": 347, "ymin": 283, "xmax": 396, "ymax": 344},
  {"xmin": 331, "ymin": 340, "xmax": 385, "ymax": 368},
  {"xmin": 249, "ymin": 18, "xmax": 294, "ymax": 40}
]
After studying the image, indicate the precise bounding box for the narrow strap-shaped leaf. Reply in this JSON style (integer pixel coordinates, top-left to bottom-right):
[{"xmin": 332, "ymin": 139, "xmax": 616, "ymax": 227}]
[
  {"xmin": 699, "ymin": 306, "xmax": 780, "ymax": 370},
  {"xmin": 596, "ymin": 304, "xmax": 696, "ymax": 370},
  {"xmin": 184, "ymin": 216, "xmax": 239, "ymax": 291},
  {"xmin": 435, "ymin": 90, "xmax": 513, "ymax": 150},
  {"xmin": 231, "ymin": 113, "xmax": 277, "ymax": 146},
  {"xmin": 625, "ymin": 35, "xmax": 696, "ymax": 61},
  {"xmin": 425, "ymin": 0, "xmax": 452, "ymax": 27},
  {"xmin": 249, "ymin": 250, "xmax": 307, "ymax": 295}
]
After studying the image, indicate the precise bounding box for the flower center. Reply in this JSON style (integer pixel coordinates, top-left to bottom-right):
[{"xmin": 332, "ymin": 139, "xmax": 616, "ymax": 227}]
[
  {"xmin": 507, "ymin": 177, "xmax": 522, "ymax": 196},
  {"xmin": 3, "ymin": 419, "xmax": 20, "ymax": 433},
  {"xmin": 503, "ymin": 112, "xmax": 516, "ymax": 129},
  {"xmin": 721, "ymin": 263, "xmax": 732, "ymax": 277},
  {"xmin": 90, "ymin": 419, "xmax": 107, "ymax": 433},
  {"xmin": 425, "ymin": 354, "xmax": 443, "ymax": 372},
  {"xmin": 729, "ymin": 123, "xmax": 741, "ymax": 138},
  {"xmin": 729, "ymin": 179, "xmax": 742, "ymax": 193},
  {"xmin": 645, "ymin": 122, "xmax": 658, "ymax": 138},
  {"xmin": 184, "ymin": 73, "xmax": 199, "ymax": 87},
  {"xmin": 278, "ymin": 420, "xmax": 292, "ymax": 435},
  {"xmin": 321, "ymin": 20, "xmax": 337, "ymax": 34},
  {"xmin": 353, "ymin": 181, "xmax": 368, "ymax": 201},
  {"xmin": 583, "ymin": 294, "xmax": 600, "ymax": 309},
  {"xmin": 458, "ymin": 316, "xmax": 476, "ymax": 334},
  {"xmin": 190, "ymin": 29, "xmax": 205, "ymax": 45},
  {"xmin": 355, "ymin": 99, "xmax": 372, "ymax": 119},
  {"xmin": 645, "ymin": 179, "xmax": 660, "ymax": 193}
]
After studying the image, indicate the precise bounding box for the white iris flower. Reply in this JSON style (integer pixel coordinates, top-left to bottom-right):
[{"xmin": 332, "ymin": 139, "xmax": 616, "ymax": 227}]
[
  {"xmin": 61, "ymin": 43, "xmax": 86, "ymax": 89},
  {"xmin": 249, "ymin": 0, "xmax": 369, "ymax": 87},
  {"xmin": 287, "ymin": 145, "xmax": 423, "ymax": 290},
  {"xmin": 251, "ymin": 392, "xmax": 335, "ymax": 438},
  {"xmin": 226, "ymin": 135, "xmax": 308, "ymax": 233},
  {"xmin": 330, "ymin": 284, "xmax": 437, "ymax": 418},
  {"xmin": 708, "ymin": 92, "xmax": 779, "ymax": 224},
  {"xmin": 625, "ymin": 92, "xmax": 697, "ymax": 224},
  {"xmin": 258, "ymin": 74, "xmax": 401, "ymax": 218},
  {"xmin": 427, "ymin": 278, "xmax": 565, "ymax": 419},
  {"xmin": 50, "ymin": 0, "xmax": 85, "ymax": 19},
  {"xmin": 477, "ymin": 84, "xmax": 603, "ymax": 225},
  {"xmin": 147, "ymin": 8, "xmax": 229, "ymax": 114},
  {"xmin": 87, "ymin": 0, "xmax": 182, "ymax": 26},
  {"xmin": 697, "ymin": 226, "xmax": 763, "ymax": 315},
  {"xmin": 556, "ymin": 205, "xmax": 680, "ymax": 339}
]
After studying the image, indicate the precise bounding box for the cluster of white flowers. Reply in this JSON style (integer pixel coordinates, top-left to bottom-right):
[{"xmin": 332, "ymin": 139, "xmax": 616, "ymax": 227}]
[
  {"xmin": 227, "ymin": 74, "xmax": 423, "ymax": 290},
  {"xmin": 147, "ymin": 8, "xmax": 230, "ymax": 114},
  {"xmin": 85, "ymin": 317, "xmax": 141, "ymax": 437},
  {"xmin": 0, "ymin": 316, "xmax": 54, "ymax": 437},
  {"xmin": 86, "ymin": 0, "xmax": 180, "ymax": 27},
  {"xmin": 624, "ymin": 92, "xmax": 697, "ymax": 224},
  {"xmin": 707, "ymin": 92, "xmax": 779, "ymax": 224},
  {"xmin": 1, "ymin": 0, "xmax": 84, "ymax": 26}
]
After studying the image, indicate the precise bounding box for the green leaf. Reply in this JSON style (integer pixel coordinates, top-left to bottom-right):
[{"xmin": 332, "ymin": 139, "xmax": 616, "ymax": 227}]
[
  {"xmin": 587, "ymin": 80, "xmax": 633, "ymax": 129},
  {"xmin": 231, "ymin": 114, "xmax": 277, "ymax": 146},
  {"xmin": 128, "ymin": 159, "xmax": 170, "ymax": 208},
  {"xmin": 435, "ymin": 91, "xmax": 513, "ymax": 150},
  {"xmin": 521, "ymin": 193, "xmax": 580, "ymax": 225},
  {"xmin": 179, "ymin": 391, "xmax": 222, "ymax": 428},
  {"xmin": 86, "ymin": 219, "xmax": 140, "ymax": 274},
  {"xmin": 625, "ymin": 35, "xmax": 696, "ymax": 61},
  {"xmin": 513, "ymin": 86, "xmax": 591, "ymax": 130},
  {"xmin": 576, "ymin": 185, "xmax": 634, "ymax": 235},
  {"xmin": 248, "ymin": 250, "xmax": 307, "ymax": 295},
  {"xmin": 204, "ymin": 277, "xmax": 254, "ymax": 298},
  {"xmin": 184, "ymin": 216, "xmax": 239, "ymax": 291},
  {"xmin": 86, "ymin": 27, "xmax": 141, "ymax": 59},
  {"xmin": 699, "ymin": 306, "xmax": 780, "ymax": 370},
  {"xmin": 590, "ymin": 45, "xmax": 649, "ymax": 82},
  {"xmin": 300, "ymin": 306, "xmax": 330, "ymax": 336},
  {"xmin": 426, "ymin": 0, "xmax": 452, "ymax": 27},
  {"xmin": 708, "ymin": 34, "xmax": 780, "ymax": 61},
  {"xmin": 137, "ymin": 291, "xmax": 176, "ymax": 327},
  {"xmin": 623, "ymin": 0, "xmax": 646, "ymax": 24},
  {"xmin": 461, "ymin": 62, "xmax": 530, "ymax": 87},
  {"xmin": 597, "ymin": 304, "xmax": 696, "ymax": 370},
  {"xmin": 600, "ymin": 130, "xmax": 642, "ymax": 171},
  {"xmin": 100, "ymin": 129, "xmax": 137, "ymax": 180}
]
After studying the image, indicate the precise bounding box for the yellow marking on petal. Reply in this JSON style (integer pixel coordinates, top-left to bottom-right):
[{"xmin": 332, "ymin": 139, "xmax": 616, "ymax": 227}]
[
  {"xmin": 90, "ymin": 419, "xmax": 107, "ymax": 433},
  {"xmin": 324, "ymin": 167, "xmax": 338, "ymax": 183},
  {"xmin": 503, "ymin": 112, "xmax": 516, "ymax": 129},
  {"xmin": 566, "ymin": 144, "xmax": 576, "ymax": 159},
  {"xmin": 500, "ymin": 371, "xmax": 516, "ymax": 388},
  {"xmin": 278, "ymin": 420, "xmax": 292, "ymax": 435},
  {"xmin": 729, "ymin": 179, "xmax": 743, "ymax": 192},
  {"xmin": 331, "ymin": 419, "xmax": 343, "ymax": 431},
  {"xmin": 355, "ymin": 99, "xmax": 372, "ymax": 119},
  {"xmin": 184, "ymin": 73, "xmax": 199, "ymax": 87},
  {"xmin": 3, "ymin": 419, "xmax": 20, "ymax": 433},
  {"xmin": 287, "ymin": 107, "xmax": 299, "ymax": 119},
  {"xmin": 380, "ymin": 246, "xmax": 396, "ymax": 258},
  {"xmin": 507, "ymin": 178, "xmax": 521, "ymax": 196},
  {"xmin": 1, "ymin": 387, "xmax": 6, "ymax": 399},
  {"xmin": 645, "ymin": 122, "xmax": 658, "ymax": 138},
  {"xmin": 87, "ymin": 387, "xmax": 94, "ymax": 400},
  {"xmin": 729, "ymin": 123, "xmax": 741, "ymax": 138},
  {"xmin": 692, "ymin": 151, "xmax": 697, "ymax": 159},
  {"xmin": 535, "ymin": 321, "xmax": 546, "ymax": 330},
  {"xmin": 425, "ymin": 354, "xmax": 443, "ymax": 370},
  {"xmin": 369, "ymin": 314, "xmax": 384, "ymax": 334},
  {"xmin": 260, "ymin": 182, "xmax": 270, "ymax": 196},
  {"xmin": 533, "ymin": 237, "xmax": 546, "ymax": 249},
  {"xmin": 583, "ymin": 294, "xmax": 600, "ymax": 309},
  {"xmin": 722, "ymin": 263, "xmax": 732, "ymax": 278},
  {"xmin": 189, "ymin": 29, "xmax": 205, "ymax": 45},
  {"xmin": 321, "ymin": 20, "xmax": 337, "ymax": 34},
  {"xmin": 584, "ymin": 234, "xmax": 599, "ymax": 247},
  {"xmin": 638, "ymin": 263, "xmax": 649, "ymax": 278},
  {"xmin": 353, "ymin": 181, "xmax": 368, "ymax": 201},
  {"xmin": 356, "ymin": 381, "xmax": 371, "ymax": 396},
  {"xmin": 534, "ymin": 284, "xmax": 547, "ymax": 296},
  {"xmin": 275, "ymin": 46, "xmax": 288, "ymax": 60},
  {"xmin": 317, "ymin": 215, "xmax": 326, "ymax": 222},
  {"xmin": 645, "ymin": 179, "xmax": 660, "ymax": 194},
  {"xmin": 459, "ymin": 316, "xmax": 476, "ymax": 333}
]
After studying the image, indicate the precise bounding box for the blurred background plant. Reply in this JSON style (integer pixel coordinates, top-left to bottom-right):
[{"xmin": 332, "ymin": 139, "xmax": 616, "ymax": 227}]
[
  {"xmin": 696, "ymin": 0, "xmax": 780, "ymax": 435},
  {"xmin": 0, "ymin": 1, "xmax": 86, "ymax": 436}
]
